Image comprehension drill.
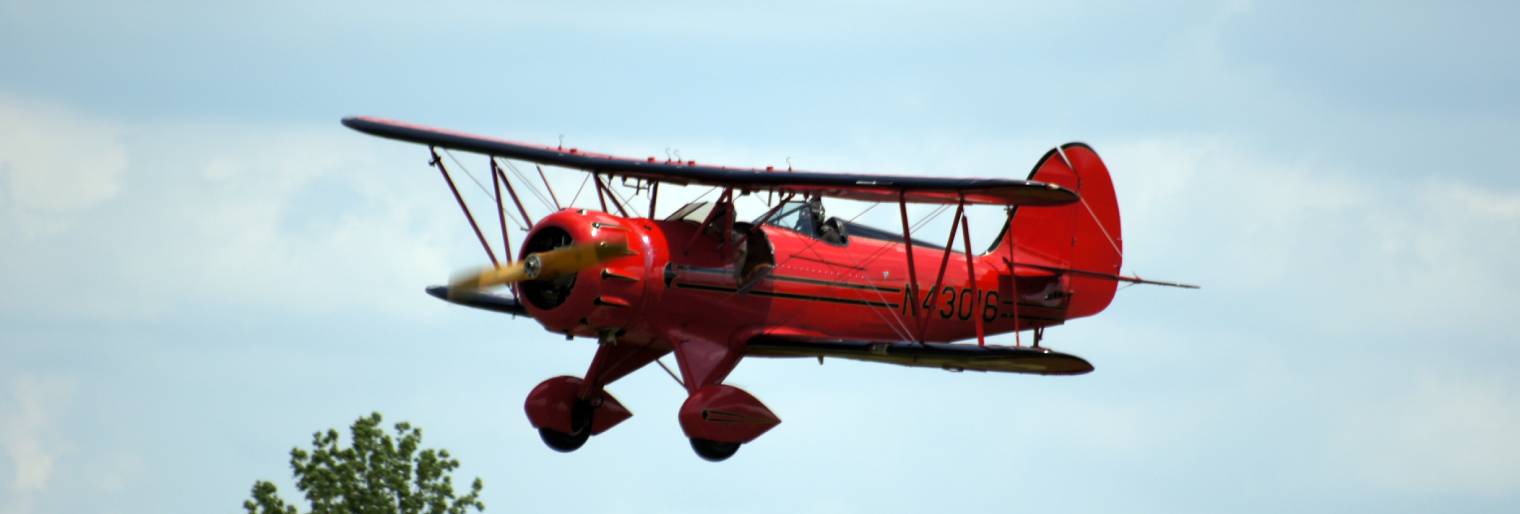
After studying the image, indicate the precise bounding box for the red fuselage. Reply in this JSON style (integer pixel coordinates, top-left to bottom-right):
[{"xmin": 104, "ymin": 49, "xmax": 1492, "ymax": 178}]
[{"xmin": 514, "ymin": 207, "xmax": 1116, "ymax": 355}]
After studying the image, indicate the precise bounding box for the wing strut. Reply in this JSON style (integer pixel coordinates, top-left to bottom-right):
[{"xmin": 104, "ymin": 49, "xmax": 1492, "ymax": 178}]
[
  {"xmin": 430, "ymin": 147, "xmax": 499, "ymax": 267},
  {"xmin": 592, "ymin": 172, "xmax": 610, "ymax": 213},
  {"xmin": 1003, "ymin": 207, "xmax": 1024, "ymax": 347},
  {"xmin": 490, "ymin": 158, "xmax": 534, "ymax": 233},
  {"xmin": 489, "ymin": 159, "xmax": 514, "ymax": 265},
  {"xmin": 648, "ymin": 181, "xmax": 660, "ymax": 218},
  {"xmin": 535, "ymin": 164, "xmax": 561, "ymax": 210},
  {"xmin": 897, "ymin": 192, "xmax": 922, "ymax": 342},
  {"xmin": 917, "ymin": 202, "xmax": 964, "ymax": 341},
  {"xmin": 594, "ymin": 174, "xmax": 630, "ymax": 217},
  {"xmin": 683, "ymin": 188, "xmax": 734, "ymax": 254},
  {"xmin": 957, "ymin": 197, "xmax": 986, "ymax": 347}
]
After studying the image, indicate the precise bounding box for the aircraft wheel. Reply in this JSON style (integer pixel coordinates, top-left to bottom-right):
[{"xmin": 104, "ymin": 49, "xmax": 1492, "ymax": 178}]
[
  {"xmin": 538, "ymin": 400, "xmax": 593, "ymax": 452},
  {"xmin": 689, "ymin": 438, "xmax": 741, "ymax": 462}
]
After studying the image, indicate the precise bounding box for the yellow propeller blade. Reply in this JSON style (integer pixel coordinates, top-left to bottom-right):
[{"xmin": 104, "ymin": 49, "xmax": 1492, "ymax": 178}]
[
  {"xmin": 528, "ymin": 240, "xmax": 636, "ymax": 281},
  {"xmin": 448, "ymin": 261, "xmax": 530, "ymax": 293},
  {"xmin": 448, "ymin": 240, "xmax": 635, "ymax": 297}
]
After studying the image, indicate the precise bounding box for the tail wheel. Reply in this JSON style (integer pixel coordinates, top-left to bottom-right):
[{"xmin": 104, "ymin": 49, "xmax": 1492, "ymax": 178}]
[
  {"xmin": 538, "ymin": 400, "xmax": 594, "ymax": 452},
  {"xmin": 689, "ymin": 438, "xmax": 741, "ymax": 462}
]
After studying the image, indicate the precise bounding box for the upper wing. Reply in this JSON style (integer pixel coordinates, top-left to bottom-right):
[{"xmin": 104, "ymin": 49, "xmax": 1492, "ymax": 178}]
[
  {"xmin": 343, "ymin": 116, "xmax": 1078, "ymax": 206},
  {"xmin": 745, "ymin": 334, "xmax": 1093, "ymax": 375}
]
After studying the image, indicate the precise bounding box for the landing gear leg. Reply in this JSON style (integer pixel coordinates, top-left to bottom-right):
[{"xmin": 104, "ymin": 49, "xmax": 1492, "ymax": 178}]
[
  {"xmin": 526, "ymin": 340, "xmax": 664, "ymax": 453},
  {"xmin": 672, "ymin": 336, "xmax": 781, "ymax": 462}
]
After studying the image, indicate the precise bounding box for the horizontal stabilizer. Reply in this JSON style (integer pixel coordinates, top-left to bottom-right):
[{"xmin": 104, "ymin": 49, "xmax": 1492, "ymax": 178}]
[
  {"xmin": 1014, "ymin": 262, "xmax": 1200, "ymax": 289},
  {"xmin": 746, "ymin": 335, "xmax": 1092, "ymax": 375},
  {"xmin": 425, "ymin": 286, "xmax": 527, "ymax": 316}
]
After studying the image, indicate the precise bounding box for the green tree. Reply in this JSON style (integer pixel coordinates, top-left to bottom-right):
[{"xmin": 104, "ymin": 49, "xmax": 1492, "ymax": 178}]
[{"xmin": 244, "ymin": 413, "xmax": 484, "ymax": 514}]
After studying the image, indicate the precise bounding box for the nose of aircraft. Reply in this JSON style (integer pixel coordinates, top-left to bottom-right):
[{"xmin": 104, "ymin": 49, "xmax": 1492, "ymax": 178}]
[
  {"xmin": 446, "ymin": 240, "xmax": 635, "ymax": 296},
  {"xmin": 472, "ymin": 208, "xmax": 659, "ymax": 337}
]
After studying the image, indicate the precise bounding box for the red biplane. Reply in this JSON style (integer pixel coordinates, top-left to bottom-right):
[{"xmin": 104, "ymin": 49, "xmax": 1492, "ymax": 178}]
[{"xmin": 343, "ymin": 116, "xmax": 1194, "ymax": 461}]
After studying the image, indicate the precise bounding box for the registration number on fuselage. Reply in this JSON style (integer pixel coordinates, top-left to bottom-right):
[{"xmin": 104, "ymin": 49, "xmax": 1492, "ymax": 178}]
[{"xmin": 901, "ymin": 287, "xmax": 999, "ymax": 322}]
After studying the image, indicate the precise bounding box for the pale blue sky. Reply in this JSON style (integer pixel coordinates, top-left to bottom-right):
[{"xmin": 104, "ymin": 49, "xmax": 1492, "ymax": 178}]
[{"xmin": 3, "ymin": 1, "xmax": 1519, "ymax": 513}]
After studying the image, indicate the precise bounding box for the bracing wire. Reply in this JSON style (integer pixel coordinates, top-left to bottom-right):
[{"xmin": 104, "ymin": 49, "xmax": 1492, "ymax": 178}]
[
  {"xmin": 605, "ymin": 177, "xmax": 644, "ymax": 218},
  {"xmin": 688, "ymin": 186, "xmax": 721, "ymax": 206},
  {"xmin": 568, "ymin": 173, "xmax": 593, "ymax": 206},
  {"xmin": 443, "ymin": 149, "xmax": 529, "ymax": 230},
  {"xmin": 655, "ymin": 358, "xmax": 684, "ymax": 388},
  {"xmin": 501, "ymin": 159, "xmax": 557, "ymax": 212},
  {"xmin": 1079, "ymin": 197, "xmax": 1123, "ymax": 260}
]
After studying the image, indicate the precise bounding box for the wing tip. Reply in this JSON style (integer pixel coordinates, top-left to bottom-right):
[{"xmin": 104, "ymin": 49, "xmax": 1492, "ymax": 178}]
[
  {"xmin": 342, "ymin": 115, "xmax": 393, "ymax": 130},
  {"xmin": 340, "ymin": 115, "xmax": 373, "ymax": 133}
]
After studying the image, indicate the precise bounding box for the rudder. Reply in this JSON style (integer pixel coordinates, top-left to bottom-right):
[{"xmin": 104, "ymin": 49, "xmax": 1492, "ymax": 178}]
[{"xmin": 991, "ymin": 143, "xmax": 1122, "ymax": 320}]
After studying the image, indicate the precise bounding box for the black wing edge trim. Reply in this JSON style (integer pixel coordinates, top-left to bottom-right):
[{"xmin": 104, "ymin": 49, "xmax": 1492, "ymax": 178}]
[
  {"xmin": 745, "ymin": 335, "xmax": 1093, "ymax": 375},
  {"xmin": 425, "ymin": 286, "xmax": 527, "ymax": 316},
  {"xmin": 341, "ymin": 116, "xmax": 1079, "ymax": 206}
]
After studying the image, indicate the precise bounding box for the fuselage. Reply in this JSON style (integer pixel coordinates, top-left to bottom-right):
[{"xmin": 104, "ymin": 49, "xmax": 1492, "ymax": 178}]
[{"xmin": 514, "ymin": 207, "xmax": 1094, "ymax": 353}]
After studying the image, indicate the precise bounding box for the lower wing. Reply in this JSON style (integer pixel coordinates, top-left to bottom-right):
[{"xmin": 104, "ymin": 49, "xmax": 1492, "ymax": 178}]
[
  {"xmin": 425, "ymin": 286, "xmax": 527, "ymax": 316},
  {"xmin": 746, "ymin": 335, "xmax": 1092, "ymax": 375}
]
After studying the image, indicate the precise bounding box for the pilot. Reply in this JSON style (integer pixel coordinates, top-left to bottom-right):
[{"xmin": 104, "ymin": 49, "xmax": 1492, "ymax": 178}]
[
  {"xmin": 809, "ymin": 195, "xmax": 846, "ymax": 245},
  {"xmin": 807, "ymin": 196, "xmax": 826, "ymax": 230}
]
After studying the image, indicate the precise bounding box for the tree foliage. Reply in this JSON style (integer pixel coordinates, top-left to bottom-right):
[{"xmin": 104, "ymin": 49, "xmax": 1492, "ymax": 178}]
[{"xmin": 244, "ymin": 413, "xmax": 485, "ymax": 514}]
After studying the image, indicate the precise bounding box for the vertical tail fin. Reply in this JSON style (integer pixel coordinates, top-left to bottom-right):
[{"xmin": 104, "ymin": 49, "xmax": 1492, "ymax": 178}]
[{"xmin": 990, "ymin": 143, "xmax": 1122, "ymax": 319}]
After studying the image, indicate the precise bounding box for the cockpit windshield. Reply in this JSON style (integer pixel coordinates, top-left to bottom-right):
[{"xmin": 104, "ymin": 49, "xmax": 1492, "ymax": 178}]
[
  {"xmin": 760, "ymin": 201, "xmax": 818, "ymax": 237},
  {"xmin": 760, "ymin": 199, "xmax": 939, "ymax": 248},
  {"xmin": 666, "ymin": 201, "xmax": 715, "ymax": 223}
]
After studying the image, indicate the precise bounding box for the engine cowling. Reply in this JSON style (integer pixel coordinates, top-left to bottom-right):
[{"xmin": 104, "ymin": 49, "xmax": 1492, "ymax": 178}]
[{"xmin": 515, "ymin": 209, "xmax": 666, "ymax": 340}]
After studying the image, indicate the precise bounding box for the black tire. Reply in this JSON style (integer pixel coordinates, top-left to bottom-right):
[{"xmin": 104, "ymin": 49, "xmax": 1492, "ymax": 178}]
[
  {"xmin": 689, "ymin": 438, "xmax": 741, "ymax": 462},
  {"xmin": 538, "ymin": 400, "xmax": 594, "ymax": 453},
  {"xmin": 538, "ymin": 427, "xmax": 589, "ymax": 452}
]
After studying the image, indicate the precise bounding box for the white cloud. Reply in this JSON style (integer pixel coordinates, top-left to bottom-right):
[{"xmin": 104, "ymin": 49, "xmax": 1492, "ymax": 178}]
[
  {"xmin": 0, "ymin": 96, "xmax": 127, "ymax": 235},
  {"xmin": 0, "ymin": 97, "xmax": 469, "ymax": 322},
  {"xmin": 1097, "ymin": 136, "xmax": 1520, "ymax": 339},
  {"xmin": 1089, "ymin": 136, "xmax": 1520, "ymax": 497},
  {"xmin": 0, "ymin": 375, "xmax": 74, "ymax": 514},
  {"xmin": 1331, "ymin": 371, "xmax": 1520, "ymax": 496}
]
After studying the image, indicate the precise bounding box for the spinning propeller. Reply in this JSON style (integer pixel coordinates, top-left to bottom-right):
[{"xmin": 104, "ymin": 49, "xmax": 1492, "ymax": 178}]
[{"xmin": 447, "ymin": 240, "xmax": 635, "ymax": 298}]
